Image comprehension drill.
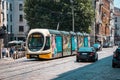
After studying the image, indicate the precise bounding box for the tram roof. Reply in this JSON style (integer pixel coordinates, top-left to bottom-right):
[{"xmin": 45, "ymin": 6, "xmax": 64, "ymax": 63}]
[
  {"xmin": 76, "ymin": 32, "xmax": 83, "ymax": 36},
  {"xmin": 60, "ymin": 31, "xmax": 69, "ymax": 35},
  {"xmin": 69, "ymin": 31, "xmax": 76, "ymax": 35},
  {"xmin": 49, "ymin": 29, "xmax": 61, "ymax": 35},
  {"xmin": 83, "ymin": 32, "xmax": 89, "ymax": 36}
]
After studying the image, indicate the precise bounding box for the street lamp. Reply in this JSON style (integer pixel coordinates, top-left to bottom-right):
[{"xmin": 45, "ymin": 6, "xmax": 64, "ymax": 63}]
[{"xmin": 70, "ymin": 0, "xmax": 75, "ymax": 32}]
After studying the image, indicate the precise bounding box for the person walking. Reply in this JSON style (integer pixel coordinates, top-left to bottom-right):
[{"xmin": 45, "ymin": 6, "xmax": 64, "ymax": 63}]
[
  {"xmin": 6, "ymin": 48, "xmax": 10, "ymax": 57},
  {"xmin": 9, "ymin": 46, "xmax": 14, "ymax": 58},
  {"xmin": 2, "ymin": 47, "xmax": 7, "ymax": 58}
]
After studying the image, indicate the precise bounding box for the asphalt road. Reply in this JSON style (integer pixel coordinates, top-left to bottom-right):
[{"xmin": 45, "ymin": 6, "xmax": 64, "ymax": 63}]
[{"xmin": 0, "ymin": 46, "xmax": 120, "ymax": 80}]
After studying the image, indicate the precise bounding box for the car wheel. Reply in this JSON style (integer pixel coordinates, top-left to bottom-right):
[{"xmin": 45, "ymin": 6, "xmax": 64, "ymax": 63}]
[
  {"xmin": 112, "ymin": 62, "xmax": 116, "ymax": 68},
  {"xmin": 92, "ymin": 57, "xmax": 96, "ymax": 62},
  {"xmin": 76, "ymin": 58, "xmax": 79, "ymax": 62},
  {"xmin": 96, "ymin": 54, "xmax": 98, "ymax": 61},
  {"xmin": 96, "ymin": 57, "xmax": 98, "ymax": 61}
]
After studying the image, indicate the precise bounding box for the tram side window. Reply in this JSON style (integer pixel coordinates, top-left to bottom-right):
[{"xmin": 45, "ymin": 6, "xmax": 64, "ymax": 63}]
[{"xmin": 44, "ymin": 36, "xmax": 50, "ymax": 50}]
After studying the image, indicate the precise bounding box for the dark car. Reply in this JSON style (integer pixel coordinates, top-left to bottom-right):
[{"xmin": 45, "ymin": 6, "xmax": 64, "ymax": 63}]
[
  {"xmin": 118, "ymin": 43, "xmax": 120, "ymax": 48},
  {"xmin": 112, "ymin": 48, "xmax": 120, "ymax": 68},
  {"xmin": 103, "ymin": 42, "xmax": 114, "ymax": 48},
  {"xmin": 103, "ymin": 43, "xmax": 109, "ymax": 48},
  {"xmin": 93, "ymin": 43, "xmax": 102, "ymax": 51},
  {"xmin": 76, "ymin": 47, "xmax": 98, "ymax": 62}
]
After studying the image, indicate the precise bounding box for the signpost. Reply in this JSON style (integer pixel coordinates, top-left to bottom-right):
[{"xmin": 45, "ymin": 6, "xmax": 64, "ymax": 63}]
[{"xmin": 0, "ymin": 39, "xmax": 3, "ymax": 59}]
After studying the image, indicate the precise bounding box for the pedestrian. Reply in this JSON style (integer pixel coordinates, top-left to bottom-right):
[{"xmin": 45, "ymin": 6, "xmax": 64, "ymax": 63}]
[
  {"xmin": 9, "ymin": 46, "xmax": 14, "ymax": 58},
  {"xmin": 13, "ymin": 47, "xmax": 18, "ymax": 59},
  {"xmin": 6, "ymin": 48, "xmax": 10, "ymax": 57},
  {"xmin": 2, "ymin": 47, "xmax": 7, "ymax": 58}
]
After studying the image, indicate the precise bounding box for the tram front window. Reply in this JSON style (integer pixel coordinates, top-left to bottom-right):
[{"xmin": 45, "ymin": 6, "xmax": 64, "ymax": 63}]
[
  {"xmin": 44, "ymin": 36, "xmax": 50, "ymax": 50},
  {"xmin": 28, "ymin": 33, "xmax": 44, "ymax": 51}
]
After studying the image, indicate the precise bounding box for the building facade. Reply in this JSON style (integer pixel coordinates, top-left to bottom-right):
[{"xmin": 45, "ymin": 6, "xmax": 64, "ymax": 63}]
[
  {"xmin": 0, "ymin": 0, "xmax": 3, "ymax": 58},
  {"xmin": 94, "ymin": 0, "xmax": 111, "ymax": 45},
  {"xmin": 114, "ymin": 7, "xmax": 120, "ymax": 45},
  {"xmin": 109, "ymin": 0, "xmax": 114, "ymax": 46},
  {"xmin": 0, "ymin": 0, "xmax": 2, "ymax": 26},
  {"xmin": 1, "ymin": 0, "xmax": 29, "ymax": 43}
]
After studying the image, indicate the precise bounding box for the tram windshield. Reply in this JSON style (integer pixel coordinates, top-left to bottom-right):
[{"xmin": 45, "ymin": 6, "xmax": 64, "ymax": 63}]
[{"xmin": 28, "ymin": 33, "xmax": 44, "ymax": 51}]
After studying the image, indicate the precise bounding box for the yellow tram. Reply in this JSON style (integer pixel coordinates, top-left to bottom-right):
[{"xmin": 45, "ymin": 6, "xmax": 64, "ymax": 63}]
[{"xmin": 26, "ymin": 29, "xmax": 89, "ymax": 59}]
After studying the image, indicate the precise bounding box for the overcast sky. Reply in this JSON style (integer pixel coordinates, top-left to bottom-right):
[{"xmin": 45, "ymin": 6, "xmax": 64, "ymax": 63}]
[{"xmin": 114, "ymin": 0, "xmax": 120, "ymax": 8}]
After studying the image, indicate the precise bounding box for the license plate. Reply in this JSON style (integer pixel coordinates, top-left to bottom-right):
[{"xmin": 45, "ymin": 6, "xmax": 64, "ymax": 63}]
[
  {"xmin": 31, "ymin": 55, "xmax": 38, "ymax": 58},
  {"xmin": 82, "ymin": 53, "xmax": 87, "ymax": 55}
]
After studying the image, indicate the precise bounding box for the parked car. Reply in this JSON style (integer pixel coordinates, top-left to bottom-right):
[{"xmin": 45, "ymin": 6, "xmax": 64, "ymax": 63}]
[
  {"xmin": 93, "ymin": 43, "xmax": 102, "ymax": 51},
  {"xmin": 118, "ymin": 43, "xmax": 120, "ymax": 48},
  {"xmin": 103, "ymin": 43, "xmax": 109, "ymax": 48},
  {"xmin": 76, "ymin": 47, "xmax": 98, "ymax": 62},
  {"xmin": 103, "ymin": 42, "xmax": 114, "ymax": 48},
  {"xmin": 112, "ymin": 48, "xmax": 120, "ymax": 68}
]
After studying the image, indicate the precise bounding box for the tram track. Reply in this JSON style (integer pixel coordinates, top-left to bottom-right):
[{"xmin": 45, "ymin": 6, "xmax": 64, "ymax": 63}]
[{"xmin": 0, "ymin": 56, "xmax": 75, "ymax": 80}]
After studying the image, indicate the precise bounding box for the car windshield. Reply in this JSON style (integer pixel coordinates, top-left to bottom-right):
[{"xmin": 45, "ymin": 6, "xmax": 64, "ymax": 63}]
[
  {"xmin": 78, "ymin": 47, "xmax": 93, "ymax": 52},
  {"xmin": 93, "ymin": 44, "xmax": 100, "ymax": 47},
  {"xmin": 116, "ymin": 49, "xmax": 120, "ymax": 53}
]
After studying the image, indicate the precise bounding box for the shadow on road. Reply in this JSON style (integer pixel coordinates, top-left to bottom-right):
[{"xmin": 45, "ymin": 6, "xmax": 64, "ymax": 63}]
[{"xmin": 52, "ymin": 56, "xmax": 120, "ymax": 80}]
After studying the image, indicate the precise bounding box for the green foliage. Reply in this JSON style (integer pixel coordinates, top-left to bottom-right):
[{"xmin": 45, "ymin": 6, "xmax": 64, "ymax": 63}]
[{"xmin": 24, "ymin": 0, "xmax": 94, "ymax": 33}]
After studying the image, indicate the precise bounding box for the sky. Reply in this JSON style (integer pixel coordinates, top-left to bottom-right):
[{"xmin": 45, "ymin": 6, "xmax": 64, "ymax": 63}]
[{"xmin": 114, "ymin": 0, "xmax": 120, "ymax": 8}]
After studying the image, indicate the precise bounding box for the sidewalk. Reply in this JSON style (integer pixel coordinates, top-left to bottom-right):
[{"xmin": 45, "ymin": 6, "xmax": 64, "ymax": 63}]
[
  {"xmin": 0, "ymin": 57, "xmax": 14, "ymax": 64},
  {"xmin": 0, "ymin": 57, "xmax": 27, "ymax": 64}
]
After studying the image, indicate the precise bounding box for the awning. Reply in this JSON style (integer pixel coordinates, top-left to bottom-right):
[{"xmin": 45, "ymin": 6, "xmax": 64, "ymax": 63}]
[
  {"xmin": 96, "ymin": 34, "xmax": 102, "ymax": 41},
  {"xmin": 8, "ymin": 40, "xmax": 24, "ymax": 46}
]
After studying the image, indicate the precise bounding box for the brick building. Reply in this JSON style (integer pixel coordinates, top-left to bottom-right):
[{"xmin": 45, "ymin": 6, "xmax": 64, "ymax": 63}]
[
  {"xmin": 114, "ymin": 7, "xmax": 120, "ymax": 45},
  {"xmin": 95, "ymin": 0, "xmax": 111, "ymax": 45}
]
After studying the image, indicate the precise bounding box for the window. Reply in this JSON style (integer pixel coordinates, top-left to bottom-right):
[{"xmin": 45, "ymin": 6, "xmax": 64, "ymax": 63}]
[
  {"xmin": 2, "ymin": 13, "xmax": 4, "ymax": 21},
  {"xmin": 19, "ymin": 15, "xmax": 23, "ymax": 22},
  {"xmin": 7, "ymin": 14, "xmax": 8, "ymax": 21},
  {"xmin": 115, "ymin": 32, "xmax": 117, "ymax": 36},
  {"xmin": 6, "ymin": 2, "xmax": 8, "ymax": 10},
  {"xmin": 19, "ymin": 4, "xmax": 23, "ymax": 11},
  {"xmin": 7, "ymin": 25, "xmax": 8, "ymax": 32},
  {"xmin": 10, "ymin": 3, "xmax": 12, "ymax": 11},
  {"xmin": 115, "ymin": 17, "xmax": 117, "ymax": 22},
  {"xmin": 10, "ymin": 14, "xmax": 12, "ymax": 22},
  {"xmin": 28, "ymin": 33, "xmax": 44, "ymax": 51},
  {"xmin": 19, "ymin": 26, "xmax": 24, "ymax": 32},
  {"xmin": 115, "ymin": 24, "xmax": 117, "ymax": 30},
  {"xmin": 10, "ymin": 25, "xmax": 12, "ymax": 33},
  {"xmin": 44, "ymin": 36, "xmax": 50, "ymax": 50},
  {"xmin": 2, "ymin": 1, "xmax": 4, "ymax": 9}
]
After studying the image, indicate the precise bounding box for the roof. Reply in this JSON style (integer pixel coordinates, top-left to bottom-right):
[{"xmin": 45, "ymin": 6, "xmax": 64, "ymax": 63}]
[
  {"xmin": 114, "ymin": 13, "xmax": 120, "ymax": 16},
  {"xmin": 78, "ymin": 47, "xmax": 94, "ymax": 52}
]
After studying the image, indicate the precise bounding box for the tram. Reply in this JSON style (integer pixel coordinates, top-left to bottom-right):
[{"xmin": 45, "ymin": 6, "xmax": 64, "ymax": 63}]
[{"xmin": 26, "ymin": 29, "xmax": 89, "ymax": 59}]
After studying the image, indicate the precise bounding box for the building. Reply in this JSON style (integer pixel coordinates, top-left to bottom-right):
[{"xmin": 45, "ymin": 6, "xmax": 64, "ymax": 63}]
[
  {"xmin": 90, "ymin": 0, "xmax": 96, "ymax": 46},
  {"xmin": 0, "ymin": 0, "xmax": 2, "ymax": 26},
  {"xmin": 0, "ymin": 0, "xmax": 3, "ymax": 58},
  {"xmin": 109, "ymin": 0, "xmax": 114, "ymax": 46},
  {"xmin": 0, "ymin": 0, "xmax": 29, "ymax": 44},
  {"xmin": 114, "ymin": 7, "xmax": 120, "ymax": 45},
  {"xmin": 94, "ymin": 0, "xmax": 111, "ymax": 45}
]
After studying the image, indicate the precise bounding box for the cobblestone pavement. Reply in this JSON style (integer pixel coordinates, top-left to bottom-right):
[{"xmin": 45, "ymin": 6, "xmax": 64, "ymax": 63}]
[
  {"xmin": 0, "ymin": 57, "xmax": 14, "ymax": 64},
  {"xmin": 0, "ymin": 46, "xmax": 120, "ymax": 80}
]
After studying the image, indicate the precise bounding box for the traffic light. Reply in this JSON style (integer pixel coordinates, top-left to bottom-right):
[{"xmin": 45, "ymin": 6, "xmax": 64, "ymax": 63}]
[{"xmin": 0, "ymin": 25, "xmax": 6, "ymax": 39}]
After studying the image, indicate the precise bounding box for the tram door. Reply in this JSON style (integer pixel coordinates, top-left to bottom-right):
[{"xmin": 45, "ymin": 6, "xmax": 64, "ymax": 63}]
[{"xmin": 84, "ymin": 36, "xmax": 89, "ymax": 47}]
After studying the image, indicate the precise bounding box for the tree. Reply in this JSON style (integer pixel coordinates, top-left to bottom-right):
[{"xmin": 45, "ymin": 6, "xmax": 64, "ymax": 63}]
[{"xmin": 24, "ymin": 0, "xmax": 94, "ymax": 33}]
